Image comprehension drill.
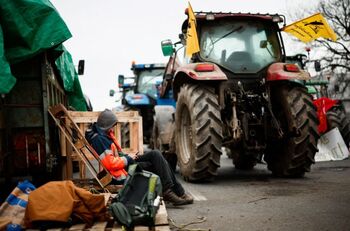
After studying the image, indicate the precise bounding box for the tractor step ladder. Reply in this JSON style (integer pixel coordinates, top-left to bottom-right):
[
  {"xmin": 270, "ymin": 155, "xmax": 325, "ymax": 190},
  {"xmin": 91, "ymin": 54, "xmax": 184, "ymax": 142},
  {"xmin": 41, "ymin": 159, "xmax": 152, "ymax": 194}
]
[{"xmin": 48, "ymin": 104, "xmax": 112, "ymax": 188}]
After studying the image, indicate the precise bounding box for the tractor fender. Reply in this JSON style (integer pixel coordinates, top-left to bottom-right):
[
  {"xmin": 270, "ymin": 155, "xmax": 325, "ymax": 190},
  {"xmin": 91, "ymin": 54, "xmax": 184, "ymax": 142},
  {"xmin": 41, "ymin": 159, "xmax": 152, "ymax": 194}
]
[
  {"xmin": 266, "ymin": 62, "xmax": 311, "ymax": 83},
  {"xmin": 313, "ymin": 97, "xmax": 340, "ymax": 133},
  {"xmin": 173, "ymin": 62, "xmax": 227, "ymax": 99},
  {"xmin": 153, "ymin": 105, "xmax": 175, "ymax": 146}
]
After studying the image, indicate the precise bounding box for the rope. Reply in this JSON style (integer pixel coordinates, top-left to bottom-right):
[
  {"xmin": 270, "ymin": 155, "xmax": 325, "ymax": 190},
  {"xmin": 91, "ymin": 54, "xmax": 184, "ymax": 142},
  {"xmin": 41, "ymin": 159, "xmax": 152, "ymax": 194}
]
[{"xmin": 169, "ymin": 216, "xmax": 210, "ymax": 231}]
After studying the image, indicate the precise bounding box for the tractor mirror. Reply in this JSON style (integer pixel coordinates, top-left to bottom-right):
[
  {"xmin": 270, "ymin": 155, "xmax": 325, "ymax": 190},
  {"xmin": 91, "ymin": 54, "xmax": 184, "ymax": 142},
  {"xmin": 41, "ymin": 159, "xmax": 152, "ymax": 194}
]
[
  {"xmin": 161, "ymin": 39, "xmax": 174, "ymax": 56},
  {"xmin": 78, "ymin": 60, "xmax": 85, "ymax": 75},
  {"xmin": 314, "ymin": 60, "xmax": 321, "ymax": 72},
  {"xmin": 109, "ymin": 89, "xmax": 115, "ymax": 97},
  {"xmin": 260, "ymin": 40, "xmax": 268, "ymax": 48},
  {"xmin": 118, "ymin": 74, "xmax": 125, "ymax": 87}
]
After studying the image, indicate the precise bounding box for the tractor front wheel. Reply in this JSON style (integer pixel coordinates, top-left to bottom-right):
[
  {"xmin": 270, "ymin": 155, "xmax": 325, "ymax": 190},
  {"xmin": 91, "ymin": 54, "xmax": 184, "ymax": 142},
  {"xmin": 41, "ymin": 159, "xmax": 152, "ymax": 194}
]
[{"xmin": 175, "ymin": 84, "xmax": 222, "ymax": 181}]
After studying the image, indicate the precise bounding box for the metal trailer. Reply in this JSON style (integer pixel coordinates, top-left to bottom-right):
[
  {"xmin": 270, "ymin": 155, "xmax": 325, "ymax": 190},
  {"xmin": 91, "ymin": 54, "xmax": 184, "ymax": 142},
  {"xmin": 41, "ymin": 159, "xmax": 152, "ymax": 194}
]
[{"xmin": 0, "ymin": 52, "xmax": 67, "ymax": 200}]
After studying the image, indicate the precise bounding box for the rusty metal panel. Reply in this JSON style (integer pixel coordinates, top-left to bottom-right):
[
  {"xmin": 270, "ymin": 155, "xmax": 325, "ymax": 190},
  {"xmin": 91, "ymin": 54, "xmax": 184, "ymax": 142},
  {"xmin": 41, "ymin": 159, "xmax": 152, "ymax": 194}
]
[
  {"xmin": 6, "ymin": 107, "xmax": 43, "ymax": 127},
  {"xmin": 0, "ymin": 53, "xmax": 67, "ymax": 178},
  {"xmin": 12, "ymin": 129, "xmax": 46, "ymax": 174},
  {"xmin": 5, "ymin": 81, "xmax": 43, "ymax": 128}
]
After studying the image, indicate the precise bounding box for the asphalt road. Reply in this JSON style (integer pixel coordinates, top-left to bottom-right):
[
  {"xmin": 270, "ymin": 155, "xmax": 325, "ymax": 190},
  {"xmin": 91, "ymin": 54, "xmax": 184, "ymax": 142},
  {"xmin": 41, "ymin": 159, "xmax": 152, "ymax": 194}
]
[{"xmin": 167, "ymin": 155, "xmax": 350, "ymax": 231}]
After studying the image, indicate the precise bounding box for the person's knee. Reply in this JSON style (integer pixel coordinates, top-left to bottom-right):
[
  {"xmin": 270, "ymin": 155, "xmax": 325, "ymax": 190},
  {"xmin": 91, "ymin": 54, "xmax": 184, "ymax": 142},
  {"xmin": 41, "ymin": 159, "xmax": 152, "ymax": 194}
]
[{"xmin": 147, "ymin": 149, "xmax": 162, "ymax": 158}]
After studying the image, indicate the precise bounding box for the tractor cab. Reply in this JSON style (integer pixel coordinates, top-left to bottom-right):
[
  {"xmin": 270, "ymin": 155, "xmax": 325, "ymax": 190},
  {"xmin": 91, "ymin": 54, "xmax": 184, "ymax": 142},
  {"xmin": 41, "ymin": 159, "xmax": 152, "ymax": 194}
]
[
  {"xmin": 161, "ymin": 12, "xmax": 309, "ymax": 100},
  {"xmin": 132, "ymin": 63, "xmax": 165, "ymax": 100},
  {"xmin": 194, "ymin": 13, "xmax": 284, "ymax": 74}
]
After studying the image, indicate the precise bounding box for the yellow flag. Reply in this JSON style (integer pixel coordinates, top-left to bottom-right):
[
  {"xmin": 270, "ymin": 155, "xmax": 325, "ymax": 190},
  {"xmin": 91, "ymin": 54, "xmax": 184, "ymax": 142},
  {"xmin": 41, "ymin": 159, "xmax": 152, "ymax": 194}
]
[
  {"xmin": 282, "ymin": 13, "xmax": 337, "ymax": 43},
  {"xmin": 186, "ymin": 2, "xmax": 200, "ymax": 57}
]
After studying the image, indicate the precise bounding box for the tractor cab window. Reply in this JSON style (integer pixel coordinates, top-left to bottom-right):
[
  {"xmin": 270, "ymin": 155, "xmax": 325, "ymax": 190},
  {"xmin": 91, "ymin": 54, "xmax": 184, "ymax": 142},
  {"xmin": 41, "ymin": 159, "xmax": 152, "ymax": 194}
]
[
  {"xmin": 137, "ymin": 69, "xmax": 164, "ymax": 99},
  {"xmin": 199, "ymin": 19, "xmax": 281, "ymax": 73}
]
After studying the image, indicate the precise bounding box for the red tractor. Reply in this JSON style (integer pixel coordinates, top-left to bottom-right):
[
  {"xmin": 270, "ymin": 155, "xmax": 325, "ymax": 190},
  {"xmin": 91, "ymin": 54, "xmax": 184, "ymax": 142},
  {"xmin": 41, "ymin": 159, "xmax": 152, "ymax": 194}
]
[
  {"xmin": 155, "ymin": 11, "xmax": 319, "ymax": 181},
  {"xmin": 313, "ymin": 95, "xmax": 350, "ymax": 148}
]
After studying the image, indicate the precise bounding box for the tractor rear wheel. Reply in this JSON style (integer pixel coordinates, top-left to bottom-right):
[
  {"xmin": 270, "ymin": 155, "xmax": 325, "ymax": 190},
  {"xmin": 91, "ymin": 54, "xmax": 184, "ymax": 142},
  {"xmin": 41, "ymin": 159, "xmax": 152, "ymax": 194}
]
[
  {"xmin": 265, "ymin": 85, "xmax": 319, "ymax": 177},
  {"xmin": 175, "ymin": 84, "xmax": 222, "ymax": 181},
  {"xmin": 326, "ymin": 107, "xmax": 350, "ymax": 148}
]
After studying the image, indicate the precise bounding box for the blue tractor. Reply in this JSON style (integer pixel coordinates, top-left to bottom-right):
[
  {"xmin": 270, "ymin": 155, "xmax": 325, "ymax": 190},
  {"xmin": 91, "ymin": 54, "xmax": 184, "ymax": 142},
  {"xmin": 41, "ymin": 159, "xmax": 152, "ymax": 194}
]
[{"xmin": 117, "ymin": 62, "xmax": 175, "ymax": 145}]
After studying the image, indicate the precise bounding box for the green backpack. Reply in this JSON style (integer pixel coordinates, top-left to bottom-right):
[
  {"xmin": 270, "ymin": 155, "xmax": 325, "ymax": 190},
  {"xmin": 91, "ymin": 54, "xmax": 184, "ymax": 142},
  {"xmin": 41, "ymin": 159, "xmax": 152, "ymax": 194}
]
[{"xmin": 109, "ymin": 164, "xmax": 162, "ymax": 228}]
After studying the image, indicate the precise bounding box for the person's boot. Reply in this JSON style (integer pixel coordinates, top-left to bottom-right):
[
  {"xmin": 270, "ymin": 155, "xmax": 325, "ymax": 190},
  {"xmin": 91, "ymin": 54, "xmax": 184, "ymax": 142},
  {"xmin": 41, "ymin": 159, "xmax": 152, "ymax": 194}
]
[
  {"xmin": 163, "ymin": 189, "xmax": 187, "ymax": 206},
  {"xmin": 180, "ymin": 193, "xmax": 194, "ymax": 204}
]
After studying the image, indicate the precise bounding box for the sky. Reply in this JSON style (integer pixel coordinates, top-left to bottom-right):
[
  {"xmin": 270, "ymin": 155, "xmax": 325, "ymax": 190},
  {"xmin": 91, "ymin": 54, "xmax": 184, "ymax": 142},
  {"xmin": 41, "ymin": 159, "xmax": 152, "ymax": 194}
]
[{"xmin": 51, "ymin": 0, "xmax": 320, "ymax": 111}]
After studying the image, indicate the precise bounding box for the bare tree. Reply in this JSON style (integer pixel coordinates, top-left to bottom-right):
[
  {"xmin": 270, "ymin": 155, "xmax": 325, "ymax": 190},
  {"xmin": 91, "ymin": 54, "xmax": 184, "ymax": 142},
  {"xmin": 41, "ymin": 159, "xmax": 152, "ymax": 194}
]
[{"xmin": 314, "ymin": 0, "xmax": 350, "ymax": 98}]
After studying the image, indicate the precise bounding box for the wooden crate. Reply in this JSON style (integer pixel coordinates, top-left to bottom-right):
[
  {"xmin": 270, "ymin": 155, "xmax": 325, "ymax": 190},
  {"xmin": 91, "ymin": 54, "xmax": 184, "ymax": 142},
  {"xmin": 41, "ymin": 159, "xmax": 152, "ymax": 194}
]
[{"xmin": 61, "ymin": 110, "xmax": 143, "ymax": 179}]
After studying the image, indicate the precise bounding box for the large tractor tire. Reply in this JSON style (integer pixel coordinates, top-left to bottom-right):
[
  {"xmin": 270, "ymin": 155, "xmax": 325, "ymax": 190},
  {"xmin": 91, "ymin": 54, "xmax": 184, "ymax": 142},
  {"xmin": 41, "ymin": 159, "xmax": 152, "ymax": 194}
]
[
  {"xmin": 265, "ymin": 85, "xmax": 319, "ymax": 177},
  {"xmin": 326, "ymin": 107, "xmax": 350, "ymax": 148},
  {"xmin": 175, "ymin": 84, "xmax": 222, "ymax": 181}
]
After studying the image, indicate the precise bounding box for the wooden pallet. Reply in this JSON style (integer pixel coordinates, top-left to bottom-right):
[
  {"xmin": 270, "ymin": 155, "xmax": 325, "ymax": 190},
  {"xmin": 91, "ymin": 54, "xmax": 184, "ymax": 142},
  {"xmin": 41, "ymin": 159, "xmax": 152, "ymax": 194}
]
[
  {"xmin": 66, "ymin": 203, "xmax": 169, "ymax": 231},
  {"xmin": 26, "ymin": 194, "xmax": 170, "ymax": 231},
  {"xmin": 67, "ymin": 110, "xmax": 143, "ymax": 157}
]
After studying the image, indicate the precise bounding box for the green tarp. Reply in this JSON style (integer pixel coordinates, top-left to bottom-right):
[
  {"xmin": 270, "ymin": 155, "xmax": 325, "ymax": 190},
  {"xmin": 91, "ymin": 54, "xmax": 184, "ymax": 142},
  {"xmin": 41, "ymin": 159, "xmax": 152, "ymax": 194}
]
[
  {"xmin": 55, "ymin": 46, "xmax": 87, "ymax": 111},
  {"xmin": 0, "ymin": 23, "xmax": 16, "ymax": 93},
  {"xmin": 0, "ymin": 0, "xmax": 87, "ymax": 111},
  {"xmin": 0, "ymin": 0, "xmax": 72, "ymax": 64}
]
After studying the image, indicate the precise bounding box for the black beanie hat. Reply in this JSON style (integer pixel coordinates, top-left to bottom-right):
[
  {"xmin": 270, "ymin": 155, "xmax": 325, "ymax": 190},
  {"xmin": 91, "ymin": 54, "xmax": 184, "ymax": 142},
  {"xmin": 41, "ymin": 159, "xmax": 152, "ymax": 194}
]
[{"xmin": 97, "ymin": 109, "xmax": 118, "ymax": 131}]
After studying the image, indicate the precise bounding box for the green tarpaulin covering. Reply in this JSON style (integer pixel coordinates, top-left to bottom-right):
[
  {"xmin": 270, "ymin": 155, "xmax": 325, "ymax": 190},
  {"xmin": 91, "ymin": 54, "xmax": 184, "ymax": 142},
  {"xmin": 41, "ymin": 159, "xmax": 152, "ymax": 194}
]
[
  {"xmin": 0, "ymin": 0, "xmax": 87, "ymax": 111},
  {"xmin": 0, "ymin": 23, "xmax": 16, "ymax": 93},
  {"xmin": 55, "ymin": 46, "xmax": 87, "ymax": 111},
  {"xmin": 0, "ymin": 0, "xmax": 72, "ymax": 64}
]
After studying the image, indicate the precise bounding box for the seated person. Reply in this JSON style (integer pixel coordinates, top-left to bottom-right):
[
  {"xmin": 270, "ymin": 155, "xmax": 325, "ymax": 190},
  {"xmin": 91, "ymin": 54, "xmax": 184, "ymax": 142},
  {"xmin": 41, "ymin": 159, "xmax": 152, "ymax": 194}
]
[{"xmin": 85, "ymin": 109, "xmax": 193, "ymax": 206}]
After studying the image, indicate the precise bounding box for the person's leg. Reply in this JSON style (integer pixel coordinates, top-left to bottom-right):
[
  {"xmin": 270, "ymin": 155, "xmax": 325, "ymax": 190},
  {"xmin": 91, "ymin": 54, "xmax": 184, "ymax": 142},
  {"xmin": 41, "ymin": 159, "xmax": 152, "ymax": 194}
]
[
  {"xmin": 136, "ymin": 150, "xmax": 192, "ymax": 205},
  {"xmin": 167, "ymin": 165, "xmax": 185, "ymax": 196},
  {"xmin": 136, "ymin": 150, "xmax": 183, "ymax": 193}
]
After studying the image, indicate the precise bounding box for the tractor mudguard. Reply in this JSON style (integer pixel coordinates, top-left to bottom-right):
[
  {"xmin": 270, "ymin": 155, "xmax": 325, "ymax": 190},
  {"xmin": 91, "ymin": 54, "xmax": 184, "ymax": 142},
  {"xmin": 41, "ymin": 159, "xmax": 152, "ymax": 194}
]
[
  {"xmin": 153, "ymin": 105, "xmax": 175, "ymax": 146},
  {"xmin": 313, "ymin": 97, "xmax": 339, "ymax": 133},
  {"xmin": 173, "ymin": 62, "xmax": 227, "ymax": 98},
  {"xmin": 174, "ymin": 63, "xmax": 227, "ymax": 82},
  {"xmin": 266, "ymin": 62, "xmax": 311, "ymax": 83}
]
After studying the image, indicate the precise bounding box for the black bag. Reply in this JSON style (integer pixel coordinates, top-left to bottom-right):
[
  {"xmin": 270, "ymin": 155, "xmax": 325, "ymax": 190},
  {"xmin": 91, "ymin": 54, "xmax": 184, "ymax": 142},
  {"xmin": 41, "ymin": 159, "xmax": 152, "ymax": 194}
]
[{"xmin": 109, "ymin": 164, "xmax": 162, "ymax": 228}]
